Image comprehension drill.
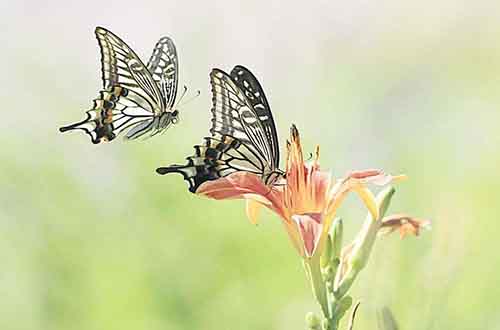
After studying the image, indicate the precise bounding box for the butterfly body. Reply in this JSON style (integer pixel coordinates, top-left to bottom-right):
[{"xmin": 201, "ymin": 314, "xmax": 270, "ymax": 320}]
[{"xmin": 60, "ymin": 27, "xmax": 182, "ymax": 143}]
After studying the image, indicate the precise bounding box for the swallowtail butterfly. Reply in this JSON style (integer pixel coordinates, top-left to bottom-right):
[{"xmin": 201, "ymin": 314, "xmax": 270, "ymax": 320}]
[
  {"xmin": 59, "ymin": 26, "xmax": 185, "ymax": 143},
  {"xmin": 156, "ymin": 66, "xmax": 283, "ymax": 192}
]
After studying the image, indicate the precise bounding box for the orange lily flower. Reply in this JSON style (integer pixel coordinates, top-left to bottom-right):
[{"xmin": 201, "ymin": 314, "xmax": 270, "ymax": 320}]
[{"xmin": 197, "ymin": 125, "xmax": 405, "ymax": 258}]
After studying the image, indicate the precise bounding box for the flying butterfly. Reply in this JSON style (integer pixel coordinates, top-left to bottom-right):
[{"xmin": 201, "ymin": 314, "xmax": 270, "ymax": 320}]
[
  {"xmin": 59, "ymin": 26, "xmax": 193, "ymax": 143},
  {"xmin": 156, "ymin": 65, "xmax": 283, "ymax": 192}
]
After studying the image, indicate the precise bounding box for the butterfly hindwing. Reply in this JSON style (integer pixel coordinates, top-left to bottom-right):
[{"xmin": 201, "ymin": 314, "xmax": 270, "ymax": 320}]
[
  {"xmin": 156, "ymin": 134, "xmax": 266, "ymax": 192},
  {"xmin": 59, "ymin": 27, "xmax": 180, "ymax": 143}
]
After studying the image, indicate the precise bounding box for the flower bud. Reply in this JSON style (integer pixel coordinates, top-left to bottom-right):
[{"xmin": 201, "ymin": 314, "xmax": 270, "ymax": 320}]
[
  {"xmin": 378, "ymin": 187, "xmax": 396, "ymax": 220},
  {"xmin": 322, "ymin": 318, "xmax": 330, "ymax": 330},
  {"xmin": 305, "ymin": 312, "xmax": 321, "ymax": 330},
  {"xmin": 320, "ymin": 236, "xmax": 332, "ymax": 268},
  {"xmin": 335, "ymin": 187, "xmax": 396, "ymax": 298},
  {"xmin": 322, "ymin": 265, "xmax": 335, "ymax": 282},
  {"xmin": 330, "ymin": 218, "xmax": 343, "ymax": 262}
]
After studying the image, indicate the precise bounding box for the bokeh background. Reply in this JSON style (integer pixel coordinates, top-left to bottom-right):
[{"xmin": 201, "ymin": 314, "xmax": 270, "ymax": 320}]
[{"xmin": 2, "ymin": 1, "xmax": 499, "ymax": 329}]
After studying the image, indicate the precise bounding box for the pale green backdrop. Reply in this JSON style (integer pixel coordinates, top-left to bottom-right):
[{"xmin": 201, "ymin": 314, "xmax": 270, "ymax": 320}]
[{"xmin": 1, "ymin": 0, "xmax": 499, "ymax": 329}]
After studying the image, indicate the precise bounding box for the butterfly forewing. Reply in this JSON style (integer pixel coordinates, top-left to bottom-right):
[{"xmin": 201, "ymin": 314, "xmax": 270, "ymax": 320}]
[
  {"xmin": 230, "ymin": 65, "xmax": 280, "ymax": 168},
  {"xmin": 95, "ymin": 27, "xmax": 164, "ymax": 112},
  {"xmin": 209, "ymin": 68, "xmax": 278, "ymax": 175},
  {"xmin": 147, "ymin": 36, "xmax": 178, "ymax": 109}
]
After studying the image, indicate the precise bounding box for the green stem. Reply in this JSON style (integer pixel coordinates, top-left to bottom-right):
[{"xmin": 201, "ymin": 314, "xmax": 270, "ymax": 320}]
[{"xmin": 306, "ymin": 256, "xmax": 329, "ymax": 318}]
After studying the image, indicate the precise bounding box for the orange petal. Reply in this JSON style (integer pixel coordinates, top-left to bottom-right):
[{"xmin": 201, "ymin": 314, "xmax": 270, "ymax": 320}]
[
  {"xmin": 349, "ymin": 169, "xmax": 407, "ymax": 186},
  {"xmin": 197, "ymin": 172, "xmax": 269, "ymax": 200},
  {"xmin": 353, "ymin": 186, "xmax": 379, "ymax": 220},
  {"xmin": 325, "ymin": 170, "xmax": 405, "ymax": 222},
  {"xmin": 292, "ymin": 213, "xmax": 324, "ymax": 258},
  {"xmin": 196, "ymin": 172, "xmax": 287, "ymax": 222},
  {"xmin": 245, "ymin": 199, "xmax": 263, "ymax": 225}
]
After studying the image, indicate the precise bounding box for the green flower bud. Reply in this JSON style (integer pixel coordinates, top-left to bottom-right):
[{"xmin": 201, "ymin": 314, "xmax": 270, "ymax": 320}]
[
  {"xmin": 320, "ymin": 236, "xmax": 332, "ymax": 268},
  {"xmin": 322, "ymin": 265, "xmax": 335, "ymax": 282},
  {"xmin": 305, "ymin": 312, "xmax": 321, "ymax": 330},
  {"xmin": 322, "ymin": 318, "xmax": 330, "ymax": 330},
  {"xmin": 377, "ymin": 186, "xmax": 396, "ymax": 220},
  {"xmin": 330, "ymin": 218, "xmax": 343, "ymax": 262},
  {"xmin": 335, "ymin": 187, "xmax": 397, "ymax": 298}
]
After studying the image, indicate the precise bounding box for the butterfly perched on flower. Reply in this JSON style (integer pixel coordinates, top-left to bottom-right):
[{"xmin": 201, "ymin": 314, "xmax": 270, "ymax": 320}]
[
  {"xmin": 156, "ymin": 65, "xmax": 284, "ymax": 192},
  {"xmin": 59, "ymin": 26, "xmax": 192, "ymax": 143}
]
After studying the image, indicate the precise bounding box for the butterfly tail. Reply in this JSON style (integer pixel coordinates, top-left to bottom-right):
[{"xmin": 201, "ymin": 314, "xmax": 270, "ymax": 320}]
[
  {"xmin": 59, "ymin": 113, "xmax": 92, "ymax": 133},
  {"xmin": 156, "ymin": 135, "xmax": 240, "ymax": 192},
  {"xmin": 59, "ymin": 87, "xmax": 126, "ymax": 144},
  {"xmin": 156, "ymin": 158, "xmax": 211, "ymax": 193}
]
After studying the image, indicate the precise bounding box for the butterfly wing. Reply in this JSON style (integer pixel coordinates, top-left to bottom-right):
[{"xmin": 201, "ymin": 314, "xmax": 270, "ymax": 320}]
[
  {"xmin": 59, "ymin": 27, "xmax": 174, "ymax": 143},
  {"xmin": 209, "ymin": 68, "xmax": 279, "ymax": 177},
  {"xmin": 96, "ymin": 26, "xmax": 165, "ymax": 112},
  {"xmin": 230, "ymin": 65, "xmax": 280, "ymax": 168},
  {"xmin": 156, "ymin": 134, "xmax": 267, "ymax": 192},
  {"xmin": 147, "ymin": 36, "xmax": 179, "ymax": 110}
]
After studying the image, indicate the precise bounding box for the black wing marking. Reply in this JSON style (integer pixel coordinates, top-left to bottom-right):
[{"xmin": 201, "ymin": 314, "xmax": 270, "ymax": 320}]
[
  {"xmin": 209, "ymin": 68, "xmax": 278, "ymax": 177},
  {"xmin": 230, "ymin": 65, "xmax": 280, "ymax": 167},
  {"xmin": 156, "ymin": 134, "xmax": 267, "ymax": 192},
  {"xmin": 147, "ymin": 36, "xmax": 178, "ymax": 110}
]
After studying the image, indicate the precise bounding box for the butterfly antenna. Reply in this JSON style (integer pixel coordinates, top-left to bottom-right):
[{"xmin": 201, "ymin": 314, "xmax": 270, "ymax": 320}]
[
  {"xmin": 175, "ymin": 85, "xmax": 188, "ymax": 107},
  {"xmin": 177, "ymin": 88, "xmax": 201, "ymax": 108}
]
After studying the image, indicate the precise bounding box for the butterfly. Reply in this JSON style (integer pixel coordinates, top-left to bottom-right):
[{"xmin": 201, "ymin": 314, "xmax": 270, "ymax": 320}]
[
  {"xmin": 156, "ymin": 65, "xmax": 283, "ymax": 192},
  {"xmin": 59, "ymin": 26, "xmax": 187, "ymax": 143}
]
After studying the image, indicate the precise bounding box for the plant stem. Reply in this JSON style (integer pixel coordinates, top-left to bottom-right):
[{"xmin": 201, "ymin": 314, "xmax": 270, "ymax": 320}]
[{"xmin": 306, "ymin": 257, "xmax": 329, "ymax": 318}]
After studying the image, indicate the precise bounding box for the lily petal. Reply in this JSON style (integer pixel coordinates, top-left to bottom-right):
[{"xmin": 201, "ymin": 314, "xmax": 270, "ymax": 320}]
[
  {"xmin": 246, "ymin": 199, "xmax": 263, "ymax": 225},
  {"xmin": 353, "ymin": 186, "xmax": 379, "ymax": 220},
  {"xmin": 292, "ymin": 213, "xmax": 324, "ymax": 258},
  {"xmin": 349, "ymin": 169, "xmax": 407, "ymax": 186},
  {"xmin": 197, "ymin": 172, "xmax": 270, "ymax": 200}
]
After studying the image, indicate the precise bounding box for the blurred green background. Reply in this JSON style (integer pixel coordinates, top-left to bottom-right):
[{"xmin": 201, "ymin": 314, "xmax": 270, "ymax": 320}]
[{"xmin": 1, "ymin": 1, "xmax": 499, "ymax": 329}]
